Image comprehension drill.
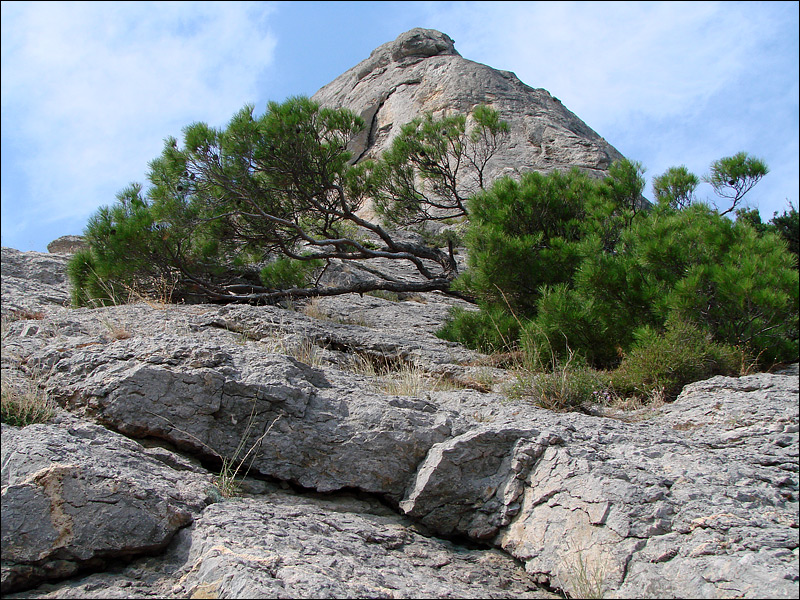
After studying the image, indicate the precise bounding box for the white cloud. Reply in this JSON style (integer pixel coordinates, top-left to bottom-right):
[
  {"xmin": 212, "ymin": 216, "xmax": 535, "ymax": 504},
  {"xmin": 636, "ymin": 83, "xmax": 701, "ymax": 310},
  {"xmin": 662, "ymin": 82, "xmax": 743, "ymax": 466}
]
[
  {"xmin": 434, "ymin": 1, "xmax": 781, "ymax": 125},
  {"xmin": 1, "ymin": 1, "xmax": 277, "ymax": 235}
]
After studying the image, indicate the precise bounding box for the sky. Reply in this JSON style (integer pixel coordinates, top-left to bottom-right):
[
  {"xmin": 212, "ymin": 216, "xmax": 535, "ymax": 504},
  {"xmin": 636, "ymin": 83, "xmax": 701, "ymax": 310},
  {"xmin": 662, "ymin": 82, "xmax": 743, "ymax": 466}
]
[{"xmin": 2, "ymin": 0, "xmax": 798, "ymax": 253}]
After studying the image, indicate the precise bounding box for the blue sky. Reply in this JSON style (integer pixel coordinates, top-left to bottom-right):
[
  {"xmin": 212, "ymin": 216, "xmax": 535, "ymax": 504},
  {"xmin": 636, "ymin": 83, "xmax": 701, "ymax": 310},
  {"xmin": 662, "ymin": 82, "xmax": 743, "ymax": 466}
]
[{"xmin": 2, "ymin": 1, "xmax": 798, "ymax": 253}]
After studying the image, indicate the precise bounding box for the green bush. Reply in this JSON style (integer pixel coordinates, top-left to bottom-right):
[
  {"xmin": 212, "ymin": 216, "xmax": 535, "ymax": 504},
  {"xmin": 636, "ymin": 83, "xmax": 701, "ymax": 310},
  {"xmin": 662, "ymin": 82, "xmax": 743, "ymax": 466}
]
[
  {"xmin": 260, "ymin": 257, "xmax": 323, "ymax": 290},
  {"xmin": 67, "ymin": 248, "xmax": 112, "ymax": 307},
  {"xmin": 610, "ymin": 318, "xmax": 742, "ymax": 401},
  {"xmin": 437, "ymin": 304, "xmax": 522, "ymax": 354},
  {"xmin": 447, "ymin": 156, "xmax": 797, "ymax": 400},
  {"xmin": 511, "ymin": 352, "xmax": 612, "ymax": 411},
  {"xmin": 456, "ymin": 168, "xmax": 594, "ymax": 316}
]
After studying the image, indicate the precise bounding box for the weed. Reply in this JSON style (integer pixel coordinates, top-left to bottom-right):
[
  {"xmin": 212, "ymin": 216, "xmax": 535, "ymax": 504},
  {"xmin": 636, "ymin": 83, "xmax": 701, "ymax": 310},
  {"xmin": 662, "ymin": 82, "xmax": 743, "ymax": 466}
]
[
  {"xmin": 214, "ymin": 412, "xmax": 282, "ymax": 499},
  {"xmin": 347, "ymin": 353, "xmax": 459, "ymax": 396},
  {"xmin": 472, "ymin": 410, "xmax": 495, "ymax": 423},
  {"xmin": 143, "ymin": 407, "xmax": 282, "ymax": 500},
  {"xmin": 5, "ymin": 308, "xmax": 46, "ymax": 321},
  {"xmin": 365, "ymin": 290, "xmax": 400, "ymax": 302},
  {"xmin": 99, "ymin": 315, "xmax": 132, "ymax": 341},
  {"xmin": 1, "ymin": 368, "xmax": 56, "ymax": 426},
  {"xmin": 301, "ymin": 297, "xmax": 329, "ymax": 321},
  {"xmin": 262, "ymin": 334, "xmax": 325, "ymax": 367},
  {"xmin": 510, "ymin": 347, "xmax": 611, "ymax": 412},
  {"xmin": 563, "ymin": 550, "xmax": 607, "ymax": 599}
]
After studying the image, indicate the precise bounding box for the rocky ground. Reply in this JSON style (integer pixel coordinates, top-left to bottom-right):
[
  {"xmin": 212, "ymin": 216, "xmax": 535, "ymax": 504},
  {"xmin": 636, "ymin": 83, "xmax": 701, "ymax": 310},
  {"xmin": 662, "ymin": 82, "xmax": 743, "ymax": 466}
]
[{"xmin": 1, "ymin": 246, "xmax": 798, "ymax": 598}]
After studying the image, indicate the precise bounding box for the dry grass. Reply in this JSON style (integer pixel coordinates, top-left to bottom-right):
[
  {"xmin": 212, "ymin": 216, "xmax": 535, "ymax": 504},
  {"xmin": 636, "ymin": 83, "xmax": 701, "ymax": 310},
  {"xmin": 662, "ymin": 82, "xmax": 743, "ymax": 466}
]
[
  {"xmin": 347, "ymin": 354, "xmax": 459, "ymax": 396},
  {"xmin": 261, "ymin": 334, "xmax": 325, "ymax": 367},
  {"xmin": 5, "ymin": 308, "xmax": 46, "ymax": 321},
  {"xmin": 98, "ymin": 315, "xmax": 133, "ymax": 341},
  {"xmin": 1, "ymin": 368, "xmax": 56, "ymax": 426},
  {"xmin": 301, "ymin": 297, "xmax": 329, "ymax": 321}
]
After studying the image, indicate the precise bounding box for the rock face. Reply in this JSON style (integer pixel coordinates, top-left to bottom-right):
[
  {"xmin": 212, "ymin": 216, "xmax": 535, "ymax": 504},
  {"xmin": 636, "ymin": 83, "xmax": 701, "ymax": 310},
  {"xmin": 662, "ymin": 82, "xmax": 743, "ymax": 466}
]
[
  {"xmin": 2, "ymin": 246, "xmax": 798, "ymax": 599},
  {"xmin": 312, "ymin": 28, "xmax": 625, "ymax": 183},
  {"xmin": 0, "ymin": 247, "xmax": 71, "ymax": 316},
  {"xmin": 1, "ymin": 415, "xmax": 212, "ymax": 593},
  {"xmin": 46, "ymin": 236, "xmax": 87, "ymax": 255}
]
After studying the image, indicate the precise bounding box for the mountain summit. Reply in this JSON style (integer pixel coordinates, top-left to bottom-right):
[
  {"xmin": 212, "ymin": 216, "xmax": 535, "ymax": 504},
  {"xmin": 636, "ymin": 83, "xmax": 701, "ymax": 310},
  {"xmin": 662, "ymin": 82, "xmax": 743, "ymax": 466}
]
[{"xmin": 312, "ymin": 28, "xmax": 624, "ymax": 182}]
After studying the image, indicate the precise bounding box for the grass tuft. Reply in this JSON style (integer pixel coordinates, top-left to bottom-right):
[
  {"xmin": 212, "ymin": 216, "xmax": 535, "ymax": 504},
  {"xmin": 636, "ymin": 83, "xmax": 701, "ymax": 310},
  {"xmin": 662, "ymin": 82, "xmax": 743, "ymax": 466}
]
[{"xmin": 1, "ymin": 370, "xmax": 56, "ymax": 426}]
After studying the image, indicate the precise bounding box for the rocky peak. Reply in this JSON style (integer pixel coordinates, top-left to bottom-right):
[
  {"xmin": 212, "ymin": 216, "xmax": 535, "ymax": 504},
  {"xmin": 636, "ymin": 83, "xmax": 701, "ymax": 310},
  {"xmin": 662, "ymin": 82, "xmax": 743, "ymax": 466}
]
[
  {"xmin": 313, "ymin": 28, "xmax": 624, "ymax": 181},
  {"xmin": 384, "ymin": 27, "xmax": 459, "ymax": 62}
]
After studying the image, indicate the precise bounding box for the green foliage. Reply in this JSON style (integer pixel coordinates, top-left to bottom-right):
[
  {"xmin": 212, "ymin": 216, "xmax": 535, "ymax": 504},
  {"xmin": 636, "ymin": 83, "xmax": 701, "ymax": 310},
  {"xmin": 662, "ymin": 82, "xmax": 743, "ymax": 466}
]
[
  {"xmin": 370, "ymin": 105, "xmax": 509, "ymax": 225},
  {"xmin": 652, "ymin": 165, "xmax": 699, "ymax": 209},
  {"xmin": 444, "ymin": 155, "xmax": 798, "ymax": 396},
  {"xmin": 259, "ymin": 257, "xmax": 324, "ymax": 290},
  {"xmin": 441, "ymin": 160, "xmax": 647, "ymax": 352},
  {"xmin": 736, "ymin": 204, "xmax": 799, "ymax": 260},
  {"xmin": 511, "ymin": 351, "xmax": 612, "ymax": 411},
  {"xmin": 532, "ymin": 203, "xmax": 798, "ymax": 368},
  {"xmin": 768, "ymin": 203, "xmax": 799, "ymax": 257},
  {"xmin": 704, "ymin": 151, "xmax": 769, "ymax": 215},
  {"xmin": 437, "ymin": 304, "xmax": 522, "ymax": 354},
  {"xmin": 72, "ymin": 98, "xmax": 507, "ymax": 306},
  {"xmin": 522, "ymin": 281, "xmax": 629, "ymax": 368},
  {"xmin": 602, "ymin": 158, "xmax": 646, "ymax": 215},
  {"xmin": 611, "ymin": 318, "xmax": 742, "ymax": 401},
  {"xmin": 67, "ymin": 249, "xmax": 108, "ymax": 307},
  {"xmin": 455, "ymin": 168, "xmax": 595, "ymax": 315},
  {"xmin": 67, "ymin": 182, "xmax": 187, "ymax": 306}
]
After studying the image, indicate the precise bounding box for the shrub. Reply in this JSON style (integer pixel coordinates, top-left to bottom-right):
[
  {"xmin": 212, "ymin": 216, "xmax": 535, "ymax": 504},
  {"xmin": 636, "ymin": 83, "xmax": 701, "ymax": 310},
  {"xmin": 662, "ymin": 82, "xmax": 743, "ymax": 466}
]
[
  {"xmin": 511, "ymin": 351, "xmax": 612, "ymax": 411},
  {"xmin": 437, "ymin": 304, "xmax": 522, "ymax": 354},
  {"xmin": 521, "ymin": 202, "xmax": 798, "ymax": 370},
  {"xmin": 610, "ymin": 318, "xmax": 741, "ymax": 401},
  {"xmin": 67, "ymin": 248, "xmax": 114, "ymax": 307},
  {"xmin": 260, "ymin": 257, "xmax": 323, "ymax": 290},
  {"xmin": 457, "ymin": 168, "xmax": 595, "ymax": 316}
]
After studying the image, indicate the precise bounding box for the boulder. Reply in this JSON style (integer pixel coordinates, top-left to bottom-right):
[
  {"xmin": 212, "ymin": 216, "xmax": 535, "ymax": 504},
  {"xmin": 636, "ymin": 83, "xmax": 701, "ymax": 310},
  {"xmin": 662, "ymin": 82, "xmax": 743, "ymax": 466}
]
[
  {"xmin": 0, "ymin": 414, "xmax": 213, "ymax": 594},
  {"xmin": 46, "ymin": 236, "xmax": 87, "ymax": 255}
]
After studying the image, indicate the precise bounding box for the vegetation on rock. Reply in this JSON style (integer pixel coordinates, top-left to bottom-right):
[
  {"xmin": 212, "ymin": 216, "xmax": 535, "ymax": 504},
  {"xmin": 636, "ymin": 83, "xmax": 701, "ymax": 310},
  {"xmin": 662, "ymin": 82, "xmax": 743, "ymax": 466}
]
[
  {"xmin": 68, "ymin": 97, "xmax": 508, "ymax": 306},
  {"xmin": 438, "ymin": 155, "xmax": 798, "ymax": 402},
  {"xmin": 68, "ymin": 97, "xmax": 798, "ymax": 405}
]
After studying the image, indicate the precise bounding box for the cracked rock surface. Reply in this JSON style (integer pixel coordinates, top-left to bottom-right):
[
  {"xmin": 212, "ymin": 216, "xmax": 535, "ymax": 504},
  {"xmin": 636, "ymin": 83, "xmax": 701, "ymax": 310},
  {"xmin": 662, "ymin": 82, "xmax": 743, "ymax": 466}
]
[{"xmin": 3, "ymin": 246, "xmax": 798, "ymax": 598}]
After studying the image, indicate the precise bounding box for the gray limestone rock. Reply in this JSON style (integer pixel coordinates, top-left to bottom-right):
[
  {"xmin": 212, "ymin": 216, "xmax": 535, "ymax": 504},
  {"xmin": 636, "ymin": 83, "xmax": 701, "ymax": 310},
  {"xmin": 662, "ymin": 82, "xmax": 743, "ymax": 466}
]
[
  {"xmin": 6, "ymin": 301, "xmax": 459, "ymax": 500},
  {"xmin": 3, "ymin": 490, "xmax": 558, "ymax": 600},
  {"xmin": 46, "ymin": 236, "xmax": 87, "ymax": 255},
  {"xmin": 171, "ymin": 492, "xmax": 554, "ymax": 599},
  {"xmin": 3, "ymin": 243, "xmax": 797, "ymax": 598},
  {"xmin": 0, "ymin": 415, "xmax": 213, "ymax": 594},
  {"xmin": 313, "ymin": 28, "xmax": 624, "ymax": 185},
  {"xmin": 1, "ymin": 248, "xmax": 71, "ymax": 315}
]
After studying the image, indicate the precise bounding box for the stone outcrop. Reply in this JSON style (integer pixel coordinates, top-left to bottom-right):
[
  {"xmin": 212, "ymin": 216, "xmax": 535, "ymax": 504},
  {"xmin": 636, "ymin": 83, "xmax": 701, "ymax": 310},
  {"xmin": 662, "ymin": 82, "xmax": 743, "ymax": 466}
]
[
  {"xmin": 2, "ymin": 247, "xmax": 798, "ymax": 598},
  {"xmin": 1, "ymin": 414, "xmax": 212, "ymax": 593},
  {"xmin": 0, "ymin": 247, "xmax": 71, "ymax": 316},
  {"xmin": 46, "ymin": 236, "xmax": 87, "ymax": 255},
  {"xmin": 312, "ymin": 28, "xmax": 624, "ymax": 184}
]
